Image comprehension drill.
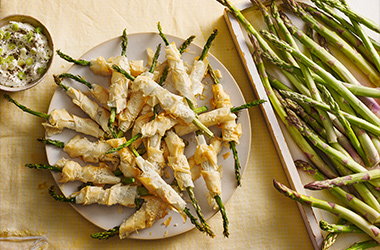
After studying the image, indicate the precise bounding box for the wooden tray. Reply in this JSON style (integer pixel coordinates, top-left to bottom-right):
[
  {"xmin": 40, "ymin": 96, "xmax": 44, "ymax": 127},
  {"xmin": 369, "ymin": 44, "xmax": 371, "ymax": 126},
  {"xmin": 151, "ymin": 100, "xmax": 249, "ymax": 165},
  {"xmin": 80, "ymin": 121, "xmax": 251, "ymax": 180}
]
[{"xmin": 223, "ymin": 1, "xmax": 322, "ymax": 249}]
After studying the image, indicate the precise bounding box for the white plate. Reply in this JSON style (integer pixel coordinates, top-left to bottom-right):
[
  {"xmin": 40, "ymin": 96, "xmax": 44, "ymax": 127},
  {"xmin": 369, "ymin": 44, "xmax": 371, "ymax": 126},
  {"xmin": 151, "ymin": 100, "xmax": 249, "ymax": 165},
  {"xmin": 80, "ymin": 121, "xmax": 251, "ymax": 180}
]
[{"xmin": 45, "ymin": 32, "xmax": 251, "ymax": 239}]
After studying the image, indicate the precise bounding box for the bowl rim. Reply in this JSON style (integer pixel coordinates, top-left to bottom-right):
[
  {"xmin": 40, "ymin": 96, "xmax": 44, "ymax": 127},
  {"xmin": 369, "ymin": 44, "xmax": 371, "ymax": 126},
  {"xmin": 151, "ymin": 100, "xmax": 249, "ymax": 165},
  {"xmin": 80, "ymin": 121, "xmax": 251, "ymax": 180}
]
[{"xmin": 0, "ymin": 14, "xmax": 54, "ymax": 92}]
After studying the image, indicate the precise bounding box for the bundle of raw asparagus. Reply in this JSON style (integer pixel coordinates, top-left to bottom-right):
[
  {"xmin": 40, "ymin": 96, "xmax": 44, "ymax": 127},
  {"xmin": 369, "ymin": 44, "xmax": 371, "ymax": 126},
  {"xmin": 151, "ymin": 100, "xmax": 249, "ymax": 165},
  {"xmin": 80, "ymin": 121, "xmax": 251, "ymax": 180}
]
[
  {"xmin": 217, "ymin": 0, "xmax": 380, "ymax": 248},
  {"xmin": 5, "ymin": 24, "xmax": 264, "ymax": 239}
]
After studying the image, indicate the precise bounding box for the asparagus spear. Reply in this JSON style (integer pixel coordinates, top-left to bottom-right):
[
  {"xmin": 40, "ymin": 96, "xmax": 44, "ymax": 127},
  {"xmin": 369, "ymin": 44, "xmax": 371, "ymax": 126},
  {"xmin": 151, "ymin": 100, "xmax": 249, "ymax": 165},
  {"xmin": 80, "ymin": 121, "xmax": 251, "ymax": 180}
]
[
  {"xmin": 25, "ymin": 163, "xmax": 62, "ymax": 172},
  {"xmin": 37, "ymin": 138, "xmax": 64, "ymax": 148},
  {"xmin": 91, "ymin": 226, "xmax": 120, "ymax": 240},
  {"xmin": 286, "ymin": 108, "xmax": 380, "ymax": 188},
  {"xmin": 296, "ymin": 160, "xmax": 380, "ymax": 224},
  {"xmin": 318, "ymin": 85, "xmax": 367, "ymax": 165},
  {"xmin": 178, "ymin": 35, "xmax": 196, "ymax": 54},
  {"xmin": 249, "ymin": 34, "xmax": 337, "ymax": 178},
  {"xmin": 56, "ymin": 50, "xmax": 91, "ymax": 66},
  {"xmin": 283, "ymin": 0, "xmax": 380, "ymax": 86},
  {"xmin": 279, "ymin": 90, "xmax": 380, "ymax": 137},
  {"xmin": 261, "ymin": 30, "xmax": 380, "ymax": 127},
  {"xmin": 305, "ymin": 169, "xmax": 380, "ymax": 190},
  {"xmin": 319, "ymin": 220, "xmax": 362, "ymax": 233},
  {"xmin": 199, "ymin": 29, "xmax": 218, "ymax": 61},
  {"xmin": 4, "ymin": 94, "xmax": 50, "ymax": 119},
  {"xmin": 276, "ymin": 10, "xmax": 338, "ymax": 150},
  {"xmin": 301, "ymin": 3, "xmax": 374, "ymax": 63},
  {"xmin": 317, "ymin": 0, "xmax": 380, "ymax": 33},
  {"xmin": 273, "ymin": 179, "xmax": 380, "ymax": 243},
  {"xmin": 121, "ymin": 28, "xmax": 128, "ymax": 57},
  {"xmin": 346, "ymin": 240, "xmax": 378, "ymax": 250}
]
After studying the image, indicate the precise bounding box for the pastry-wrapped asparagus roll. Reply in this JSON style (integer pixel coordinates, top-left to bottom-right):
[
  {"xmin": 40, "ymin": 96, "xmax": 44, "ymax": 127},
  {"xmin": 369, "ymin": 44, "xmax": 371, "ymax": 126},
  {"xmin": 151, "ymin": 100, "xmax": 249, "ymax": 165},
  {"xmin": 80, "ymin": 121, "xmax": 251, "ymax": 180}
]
[
  {"xmin": 165, "ymin": 130, "xmax": 194, "ymax": 190},
  {"xmin": 119, "ymin": 196, "xmax": 169, "ymax": 239},
  {"xmin": 64, "ymin": 135, "xmax": 117, "ymax": 163},
  {"xmin": 42, "ymin": 109, "xmax": 105, "ymax": 138},
  {"xmin": 56, "ymin": 158, "xmax": 120, "ymax": 184},
  {"xmin": 70, "ymin": 183, "xmax": 138, "ymax": 207}
]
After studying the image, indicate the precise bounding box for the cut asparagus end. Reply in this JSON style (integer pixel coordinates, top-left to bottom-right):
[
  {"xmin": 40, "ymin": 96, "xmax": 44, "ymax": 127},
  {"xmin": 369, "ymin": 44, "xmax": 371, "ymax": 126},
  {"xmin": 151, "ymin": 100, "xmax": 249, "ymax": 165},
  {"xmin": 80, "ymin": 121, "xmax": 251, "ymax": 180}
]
[
  {"xmin": 192, "ymin": 118, "xmax": 214, "ymax": 138},
  {"xmin": 37, "ymin": 138, "xmax": 65, "ymax": 148},
  {"xmin": 193, "ymin": 106, "xmax": 208, "ymax": 114},
  {"xmin": 4, "ymin": 94, "xmax": 50, "ymax": 120},
  {"xmin": 48, "ymin": 186, "xmax": 75, "ymax": 203},
  {"xmin": 56, "ymin": 50, "xmax": 91, "ymax": 66}
]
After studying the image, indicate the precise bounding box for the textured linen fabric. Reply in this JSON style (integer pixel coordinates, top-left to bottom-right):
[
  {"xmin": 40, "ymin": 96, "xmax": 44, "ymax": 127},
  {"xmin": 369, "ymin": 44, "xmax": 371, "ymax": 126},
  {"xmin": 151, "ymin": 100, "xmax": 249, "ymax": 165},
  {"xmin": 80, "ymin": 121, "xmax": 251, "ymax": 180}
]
[{"xmin": 0, "ymin": 0, "xmax": 312, "ymax": 249}]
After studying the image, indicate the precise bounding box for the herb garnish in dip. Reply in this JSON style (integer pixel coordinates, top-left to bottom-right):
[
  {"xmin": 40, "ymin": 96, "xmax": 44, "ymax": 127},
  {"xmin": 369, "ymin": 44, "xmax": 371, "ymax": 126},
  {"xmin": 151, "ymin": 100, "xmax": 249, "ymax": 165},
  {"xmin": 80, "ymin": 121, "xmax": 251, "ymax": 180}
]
[{"xmin": 0, "ymin": 21, "xmax": 52, "ymax": 87}]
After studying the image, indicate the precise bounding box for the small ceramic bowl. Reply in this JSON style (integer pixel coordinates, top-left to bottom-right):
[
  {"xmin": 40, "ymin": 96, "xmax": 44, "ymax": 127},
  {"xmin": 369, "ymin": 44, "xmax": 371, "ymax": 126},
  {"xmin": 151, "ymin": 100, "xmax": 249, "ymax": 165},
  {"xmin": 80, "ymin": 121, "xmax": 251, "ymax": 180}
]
[{"xmin": 0, "ymin": 15, "xmax": 54, "ymax": 92}]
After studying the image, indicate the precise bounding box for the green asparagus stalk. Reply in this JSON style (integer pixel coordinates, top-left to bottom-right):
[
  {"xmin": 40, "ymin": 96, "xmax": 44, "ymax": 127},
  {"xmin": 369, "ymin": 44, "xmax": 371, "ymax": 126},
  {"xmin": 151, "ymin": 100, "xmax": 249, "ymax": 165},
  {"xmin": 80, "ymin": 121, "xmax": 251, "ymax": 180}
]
[
  {"xmin": 251, "ymin": 0, "xmax": 277, "ymax": 35},
  {"xmin": 149, "ymin": 43, "xmax": 161, "ymax": 73},
  {"xmin": 285, "ymin": 108, "xmax": 380, "ymax": 188},
  {"xmin": 318, "ymin": 0, "xmax": 380, "ymax": 33},
  {"xmin": 91, "ymin": 226, "xmax": 119, "ymax": 240},
  {"xmin": 278, "ymin": 10, "xmax": 338, "ymax": 147},
  {"xmin": 229, "ymin": 140, "xmax": 241, "ymax": 186},
  {"xmin": 214, "ymin": 195, "xmax": 229, "ymax": 237},
  {"xmin": 59, "ymin": 73, "xmax": 93, "ymax": 89},
  {"xmin": 261, "ymin": 30, "xmax": 380, "ymax": 127},
  {"xmin": 305, "ymin": 169, "xmax": 380, "ymax": 190},
  {"xmin": 296, "ymin": 160, "xmax": 380, "ymax": 224},
  {"xmin": 56, "ymin": 50, "xmax": 91, "ymax": 66},
  {"xmin": 230, "ymin": 99, "xmax": 266, "ymax": 113},
  {"xmin": 319, "ymin": 85, "xmax": 367, "ymax": 165},
  {"xmin": 25, "ymin": 163, "xmax": 62, "ymax": 172},
  {"xmin": 157, "ymin": 22, "xmax": 169, "ymax": 46},
  {"xmin": 301, "ymin": 3, "xmax": 374, "ymax": 63},
  {"xmin": 250, "ymin": 35, "xmax": 337, "ymax": 178},
  {"xmin": 260, "ymin": 49, "xmax": 380, "ymax": 98},
  {"xmin": 121, "ymin": 28, "xmax": 128, "ymax": 57},
  {"xmin": 279, "ymin": 90, "xmax": 380, "ymax": 137},
  {"xmin": 178, "ymin": 35, "xmax": 196, "ymax": 54},
  {"xmin": 105, "ymin": 133, "xmax": 142, "ymax": 154},
  {"xmin": 48, "ymin": 186, "xmax": 76, "ymax": 202},
  {"xmin": 283, "ymin": 0, "xmax": 380, "ymax": 86},
  {"xmin": 37, "ymin": 138, "xmax": 65, "ymax": 148},
  {"xmin": 273, "ymin": 179, "xmax": 380, "ymax": 243},
  {"xmin": 346, "ymin": 240, "xmax": 378, "ymax": 250},
  {"xmin": 4, "ymin": 94, "xmax": 50, "ymax": 120},
  {"xmin": 338, "ymin": 0, "xmax": 380, "ymax": 73},
  {"xmin": 199, "ymin": 29, "xmax": 218, "ymax": 61},
  {"xmin": 319, "ymin": 220, "xmax": 362, "ymax": 233},
  {"xmin": 186, "ymin": 187, "xmax": 215, "ymax": 237}
]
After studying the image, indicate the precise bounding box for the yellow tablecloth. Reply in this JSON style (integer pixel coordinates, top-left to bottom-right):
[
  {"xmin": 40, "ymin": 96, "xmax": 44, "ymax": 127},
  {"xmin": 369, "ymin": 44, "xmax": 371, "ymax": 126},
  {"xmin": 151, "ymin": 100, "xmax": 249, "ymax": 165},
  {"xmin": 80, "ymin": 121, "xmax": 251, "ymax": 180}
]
[{"xmin": 0, "ymin": 0, "xmax": 312, "ymax": 249}]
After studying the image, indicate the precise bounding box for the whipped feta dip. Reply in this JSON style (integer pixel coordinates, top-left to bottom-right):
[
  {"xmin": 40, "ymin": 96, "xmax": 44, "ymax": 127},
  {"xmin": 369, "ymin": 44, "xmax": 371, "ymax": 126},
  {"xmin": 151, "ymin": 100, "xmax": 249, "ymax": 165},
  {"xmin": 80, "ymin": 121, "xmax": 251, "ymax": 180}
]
[{"xmin": 0, "ymin": 21, "xmax": 52, "ymax": 87}]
